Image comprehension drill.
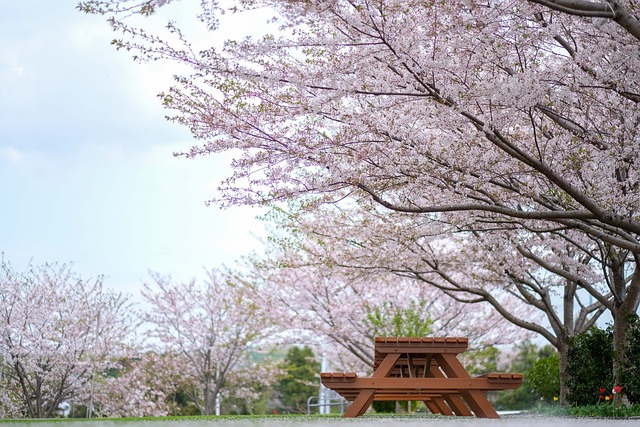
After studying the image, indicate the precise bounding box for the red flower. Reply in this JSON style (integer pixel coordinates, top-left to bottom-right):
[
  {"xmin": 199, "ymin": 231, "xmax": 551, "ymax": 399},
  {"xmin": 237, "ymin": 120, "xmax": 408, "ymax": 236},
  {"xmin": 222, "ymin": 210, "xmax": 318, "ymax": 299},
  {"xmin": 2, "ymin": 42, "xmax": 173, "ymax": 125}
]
[
  {"xmin": 599, "ymin": 387, "xmax": 606, "ymax": 393},
  {"xmin": 599, "ymin": 395, "xmax": 604, "ymax": 400},
  {"xmin": 613, "ymin": 385, "xmax": 623, "ymax": 394}
]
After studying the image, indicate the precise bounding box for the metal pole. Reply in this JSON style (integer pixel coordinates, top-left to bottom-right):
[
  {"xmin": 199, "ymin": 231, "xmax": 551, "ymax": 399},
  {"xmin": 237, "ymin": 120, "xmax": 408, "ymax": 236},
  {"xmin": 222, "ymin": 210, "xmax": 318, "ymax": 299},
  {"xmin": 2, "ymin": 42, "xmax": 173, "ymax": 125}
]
[
  {"xmin": 87, "ymin": 311, "xmax": 100, "ymax": 419},
  {"xmin": 319, "ymin": 354, "xmax": 329, "ymax": 414},
  {"xmin": 215, "ymin": 370, "xmax": 221, "ymax": 416},
  {"xmin": 307, "ymin": 396, "xmax": 316, "ymax": 414}
]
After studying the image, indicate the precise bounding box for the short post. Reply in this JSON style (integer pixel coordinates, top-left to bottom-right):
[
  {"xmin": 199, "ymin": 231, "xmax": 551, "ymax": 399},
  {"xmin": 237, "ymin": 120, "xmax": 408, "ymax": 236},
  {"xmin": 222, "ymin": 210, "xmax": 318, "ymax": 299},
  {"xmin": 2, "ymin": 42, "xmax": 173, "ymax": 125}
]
[{"xmin": 319, "ymin": 354, "xmax": 329, "ymax": 414}]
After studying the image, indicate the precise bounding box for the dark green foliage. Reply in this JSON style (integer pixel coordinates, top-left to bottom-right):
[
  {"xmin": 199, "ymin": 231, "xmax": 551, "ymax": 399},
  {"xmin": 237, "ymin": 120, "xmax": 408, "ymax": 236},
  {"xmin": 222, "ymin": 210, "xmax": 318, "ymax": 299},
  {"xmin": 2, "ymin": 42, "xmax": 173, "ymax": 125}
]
[
  {"xmin": 570, "ymin": 403, "xmax": 640, "ymax": 417},
  {"xmin": 371, "ymin": 400, "xmax": 418, "ymax": 414},
  {"xmin": 621, "ymin": 314, "xmax": 640, "ymax": 403},
  {"xmin": 222, "ymin": 389, "xmax": 271, "ymax": 416},
  {"xmin": 494, "ymin": 341, "xmax": 559, "ymax": 410},
  {"xmin": 168, "ymin": 388, "xmax": 200, "ymax": 416},
  {"xmin": 274, "ymin": 346, "xmax": 320, "ymax": 413},
  {"xmin": 528, "ymin": 354, "xmax": 560, "ymax": 401},
  {"xmin": 566, "ymin": 327, "xmax": 613, "ymax": 406},
  {"xmin": 566, "ymin": 320, "xmax": 640, "ymax": 406},
  {"xmin": 371, "ymin": 401, "xmax": 396, "ymax": 413}
]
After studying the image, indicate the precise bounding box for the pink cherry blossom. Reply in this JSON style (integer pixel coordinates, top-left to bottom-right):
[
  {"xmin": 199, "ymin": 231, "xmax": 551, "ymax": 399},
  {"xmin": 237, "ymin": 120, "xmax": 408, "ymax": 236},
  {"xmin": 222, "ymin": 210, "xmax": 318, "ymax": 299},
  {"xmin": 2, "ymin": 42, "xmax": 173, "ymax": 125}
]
[
  {"xmin": 141, "ymin": 268, "xmax": 279, "ymax": 415},
  {"xmin": 0, "ymin": 258, "xmax": 137, "ymax": 418},
  {"xmin": 80, "ymin": 0, "xmax": 640, "ymax": 405}
]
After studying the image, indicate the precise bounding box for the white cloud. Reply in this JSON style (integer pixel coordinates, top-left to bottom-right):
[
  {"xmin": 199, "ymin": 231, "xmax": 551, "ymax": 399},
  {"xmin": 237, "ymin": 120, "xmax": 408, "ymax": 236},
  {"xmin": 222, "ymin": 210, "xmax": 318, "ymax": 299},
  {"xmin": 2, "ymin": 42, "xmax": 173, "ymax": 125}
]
[
  {"xmin": 0, "ymin": 146, "xmax": 23, "ymax": 164},
  {"xmin": 0, "ymin": 60, "xmax": 26, "ymax": 80},
  {"xmin": 0, "ymin": 1, "xmax": 269, "ymax": 298}
]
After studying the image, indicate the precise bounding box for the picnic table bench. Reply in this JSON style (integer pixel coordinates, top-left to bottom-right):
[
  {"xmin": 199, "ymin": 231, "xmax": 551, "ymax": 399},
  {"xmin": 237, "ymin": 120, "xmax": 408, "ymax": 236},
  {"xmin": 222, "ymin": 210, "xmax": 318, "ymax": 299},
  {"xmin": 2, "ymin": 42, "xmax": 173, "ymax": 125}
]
[{"xmin": 320, "ymin": 337, "xmax": 522, "ymax": 418}]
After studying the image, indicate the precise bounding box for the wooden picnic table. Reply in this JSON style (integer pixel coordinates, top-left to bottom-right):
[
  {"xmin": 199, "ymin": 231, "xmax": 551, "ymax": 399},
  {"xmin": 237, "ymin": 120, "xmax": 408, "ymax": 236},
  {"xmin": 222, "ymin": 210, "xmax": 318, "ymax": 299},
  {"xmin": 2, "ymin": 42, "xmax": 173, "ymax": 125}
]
[{"xmin": 320, "ymin": 337, "xmax": 522, "ymax": 418}]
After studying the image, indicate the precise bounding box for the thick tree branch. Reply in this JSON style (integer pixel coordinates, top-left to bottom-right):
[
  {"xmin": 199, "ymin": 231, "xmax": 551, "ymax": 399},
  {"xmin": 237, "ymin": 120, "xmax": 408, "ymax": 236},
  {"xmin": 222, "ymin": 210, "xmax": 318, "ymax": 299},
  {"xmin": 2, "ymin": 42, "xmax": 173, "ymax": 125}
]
[
  {"xmin": 516, "ymin": 244, "xmax": 613, "ymax": 308},
  {"xmin": 396, "ymin": 265, "xmax": 559, "ymax": 345},
  {"xmin": 575, "ymin": 301, "xmax": 607, "ymax": 331},
  {"xmin": 355, "ymin": 182, "xmax": 595, "ymax": 220},
  {"xmin": 528, "ymin": 0, "xmax": 640, "ymax": 41},
  {"xmin": 529, "ymin": 0, "xmax": 615, "ymax": 16}
]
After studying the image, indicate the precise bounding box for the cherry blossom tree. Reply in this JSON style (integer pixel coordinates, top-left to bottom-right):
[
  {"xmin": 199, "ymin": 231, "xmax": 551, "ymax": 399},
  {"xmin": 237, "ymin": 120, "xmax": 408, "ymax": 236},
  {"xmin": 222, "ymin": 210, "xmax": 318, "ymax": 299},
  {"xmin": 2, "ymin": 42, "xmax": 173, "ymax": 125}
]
[
  {"xmin": 247, "ymin": 231, "xmax": 529, "ymax": 373},
  {"xmin": 218, "ymin": 357, "xmax": 283, "ymax": 414},
  {"xmin": 141, "ymin": 268, "xmax": 277, "ymax": 415},
  {"xmin": 0, "ymin": 258, "xmax": 136, "ymax": 418},
  {"xmin": 80, "ymin": 0, "xmax": 640, "ymax": 404},
  {"xmin": 90, "ymin": 352, "xmax": 175, "ymax": 417},
  {"xmin": 262, "ymin": 203, "xmax": 607, "ymax": 401}
]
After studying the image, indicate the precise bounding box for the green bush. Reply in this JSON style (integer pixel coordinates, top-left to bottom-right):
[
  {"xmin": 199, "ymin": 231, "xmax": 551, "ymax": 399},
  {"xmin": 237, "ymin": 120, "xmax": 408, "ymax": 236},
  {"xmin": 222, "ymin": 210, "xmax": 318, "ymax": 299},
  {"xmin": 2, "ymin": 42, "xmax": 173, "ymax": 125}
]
[
  {"xmin": 528, "ymin": 353, "xmax": 560, "ymax": 401},
  {"xmin": 621, "ymin": 314, "xmax": 640, "ymax": 403},
  {"xmin": 494, "ymin": 342, "xmax": 557, "ymax": 410},
  {"xmin": 371, "ymin": 400, "xmax": 396, "ymax": 413},
  {"xmin": 566, "ymin": 327, "xmax": 613, "ymax": 406},
  {"xmin": 567, "ymin": 318, "xmax": 640, "ymax": 406},
  {"xmin": 274, "ymin": 346, "xmax": 320, "ymax": 413},
  {"xmin": 570, "ymin": 403, "xmax": 640, "ymax": 417}
]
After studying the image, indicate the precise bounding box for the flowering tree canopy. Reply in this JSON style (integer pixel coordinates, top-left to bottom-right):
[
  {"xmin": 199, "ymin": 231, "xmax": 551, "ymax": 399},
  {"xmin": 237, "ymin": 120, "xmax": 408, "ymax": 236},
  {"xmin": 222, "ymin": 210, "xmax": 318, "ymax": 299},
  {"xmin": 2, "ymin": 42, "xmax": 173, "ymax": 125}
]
[
  {"xmin": 141, "ymin": 268, "xmax": 277, "ymax": 415},
  {"xmin": 0, "ymin": 259, "xmax": 136, "ymax": 418},
  {"xmin": 249, "ymin": 230, "xmax": 529, "ymax": 372},
  {"xmin": 80, "ymin": 0, "xmax": 640, "ymax": 403},
  {"xmin": 90, "ymin": 353, "xmax": 174, "ymax": 418}
]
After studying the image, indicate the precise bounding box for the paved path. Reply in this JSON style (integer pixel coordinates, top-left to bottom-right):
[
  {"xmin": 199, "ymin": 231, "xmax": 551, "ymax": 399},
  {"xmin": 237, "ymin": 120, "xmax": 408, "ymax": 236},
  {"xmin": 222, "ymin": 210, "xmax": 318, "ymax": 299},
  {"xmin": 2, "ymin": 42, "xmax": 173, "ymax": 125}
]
[{"xmin": 5, "ymin": 415, "xmax": 640, "ymax": 427}]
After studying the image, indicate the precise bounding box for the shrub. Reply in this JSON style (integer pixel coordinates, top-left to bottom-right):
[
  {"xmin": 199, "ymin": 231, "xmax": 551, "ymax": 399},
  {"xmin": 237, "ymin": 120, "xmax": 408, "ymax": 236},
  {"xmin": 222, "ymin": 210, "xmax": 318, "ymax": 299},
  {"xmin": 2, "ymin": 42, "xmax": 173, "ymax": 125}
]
[
  {"xmin": 528, "ymin": 353, "xmax": 560, "ymax": 401},
  {"xmin": 566, "ymin": 327, "xmax": 613, "ymax": 406},
  {"xmin": 570, "ymin": 403, "xmax": 640, "ymax": 417},
  {"xmin": 567, "ymin": 318, "xmax": 640, "ymax": 406},
  {"xmin": 494, "ymin": 342, "xmax": 557, "ymax": 410},
  {"xmin": 371, "ymin": 400, "xmax": 396, "ymax": 413},
  {"xmin": 621, "ymin": 314, "xmax": 640, "ymax": 404},
  {"xmin": 274, "ymin": 346, "xmax": 320, "ymax": 413}
]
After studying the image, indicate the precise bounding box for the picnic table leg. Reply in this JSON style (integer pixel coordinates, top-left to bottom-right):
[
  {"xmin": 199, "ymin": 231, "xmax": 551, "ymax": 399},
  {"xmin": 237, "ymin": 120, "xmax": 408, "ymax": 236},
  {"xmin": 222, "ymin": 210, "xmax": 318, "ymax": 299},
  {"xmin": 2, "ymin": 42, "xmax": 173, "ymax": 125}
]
[
  {"xmin": 428, "ymin": 362, "xmax": 473, "ymax": 416},
  {"xmin": 423, "ymin": 398, "xmax": 442, "ymax": 415},
  {"xmin": 430, "ymin": 397, "xmax": 454, "ymax": 415},
  {"xmin": 343, "ymin": 389, "xmax": 375, "ymax": 418},
  {"xmin": 343, "ymin": 353, "xmax": 402, "ymax": 418},
  {"xmin": 459, "ymin": 390, "xmax": 499, "ymax": 418},
  {"xmin": 435, "ymin": 353, "xmax": 499, "ymax": 418},
  {"xmin": 441, "ymin": 394, "xmax": 473, "ymax": 416},
  {"xmin": 372, "ymin": 352, "xmax": 402, "ymax": 377}
]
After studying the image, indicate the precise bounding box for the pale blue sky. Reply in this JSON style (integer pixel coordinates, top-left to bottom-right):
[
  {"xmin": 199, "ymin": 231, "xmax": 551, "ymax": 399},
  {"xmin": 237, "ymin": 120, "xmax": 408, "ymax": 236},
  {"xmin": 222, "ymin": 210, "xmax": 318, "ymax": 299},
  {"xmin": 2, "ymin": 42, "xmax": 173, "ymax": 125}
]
[{"xmin": 0, "ymin": 1, "xmax": 266, "ymax": 297}]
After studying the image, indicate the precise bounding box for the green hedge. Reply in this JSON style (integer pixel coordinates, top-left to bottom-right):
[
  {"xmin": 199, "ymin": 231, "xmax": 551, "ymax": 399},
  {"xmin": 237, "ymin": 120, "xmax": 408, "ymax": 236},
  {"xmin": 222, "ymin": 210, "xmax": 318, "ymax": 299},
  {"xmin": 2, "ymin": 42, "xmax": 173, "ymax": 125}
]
[{"xmin": 566, "ymin": 315, "xmax": 640, "ymax": 406}]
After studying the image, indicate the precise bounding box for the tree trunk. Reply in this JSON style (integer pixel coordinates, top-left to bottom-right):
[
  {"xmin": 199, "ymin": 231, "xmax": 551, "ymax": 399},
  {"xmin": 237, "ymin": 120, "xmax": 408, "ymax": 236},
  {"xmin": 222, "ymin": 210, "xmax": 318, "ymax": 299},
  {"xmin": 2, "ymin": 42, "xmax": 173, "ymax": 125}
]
[
  {"xmin": 612, "ymin": 309, "xmax": 628, "ymax": 407},
  {"xmin": 204, "ymin": 387, "xmax": 216, "ymax": 415},
  {"xmin": 203, "ymin": 387, "xmax": 216, "ymax": 415},
  {"xmin": 558, "ymin": 341, "xmax": 569, "ymax": 405},
  {"xmin": 558, "ymin": 277, "xmax": 577, "ymax": 406},
  {"xmin": 609, "ymin": 257, "xmax": 640, "ymax": 407}
]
